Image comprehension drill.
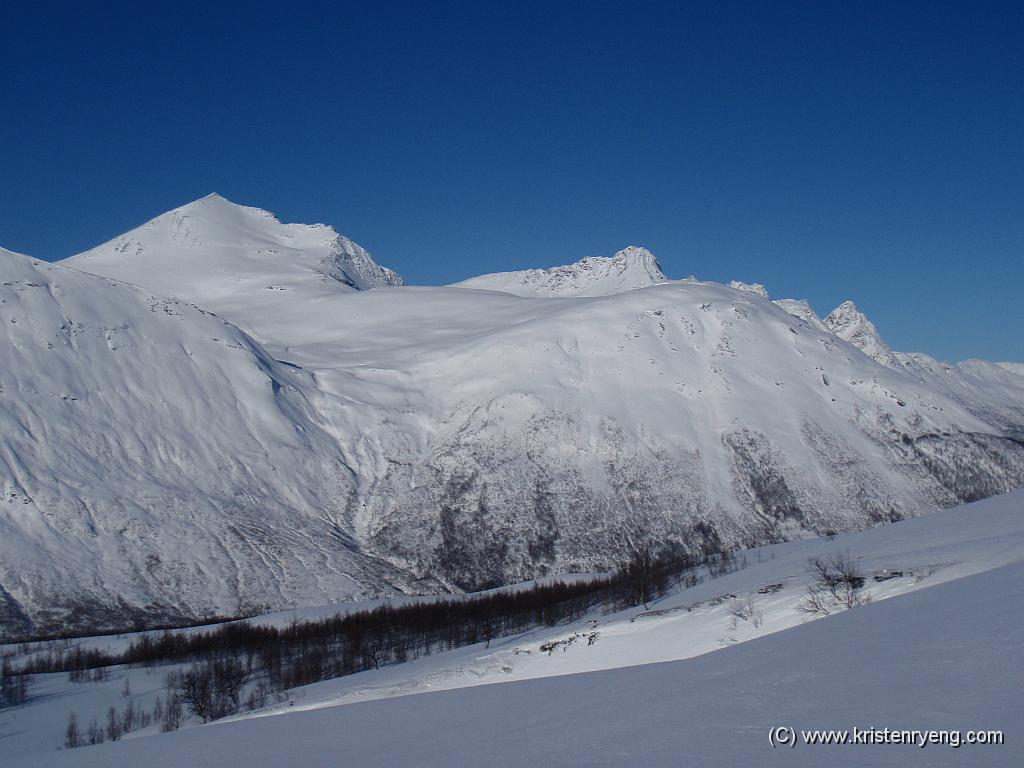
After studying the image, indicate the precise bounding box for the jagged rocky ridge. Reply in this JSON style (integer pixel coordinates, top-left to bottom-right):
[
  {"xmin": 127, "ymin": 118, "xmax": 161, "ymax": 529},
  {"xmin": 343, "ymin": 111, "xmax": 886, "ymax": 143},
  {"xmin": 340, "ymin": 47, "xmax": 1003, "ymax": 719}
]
[{"xmin": 0, "ymin": 195, "xmax": 1021, "ymax": 638}]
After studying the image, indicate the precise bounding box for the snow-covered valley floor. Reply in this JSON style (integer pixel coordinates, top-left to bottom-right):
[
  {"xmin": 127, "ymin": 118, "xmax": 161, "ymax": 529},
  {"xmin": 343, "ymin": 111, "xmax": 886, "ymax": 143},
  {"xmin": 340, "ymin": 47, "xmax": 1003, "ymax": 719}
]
[{"xmin": 5, "ymin": 489, "xmax": 1023, "ymax": 766}]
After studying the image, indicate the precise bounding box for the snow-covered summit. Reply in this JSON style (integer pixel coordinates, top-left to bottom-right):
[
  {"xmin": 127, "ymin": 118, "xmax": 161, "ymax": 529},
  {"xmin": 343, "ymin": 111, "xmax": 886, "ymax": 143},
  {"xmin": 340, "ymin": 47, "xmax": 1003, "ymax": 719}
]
[
  {"xmin": 824, "ymin": 300, "xmax": 895, "ymax": 365},
  {"xmin": 451, "ymin": 245, "xmax": 667, "ymax": 297},
  {"xmin": 62, "ymin": 194, "xmax": 402, "ymax": 329}
]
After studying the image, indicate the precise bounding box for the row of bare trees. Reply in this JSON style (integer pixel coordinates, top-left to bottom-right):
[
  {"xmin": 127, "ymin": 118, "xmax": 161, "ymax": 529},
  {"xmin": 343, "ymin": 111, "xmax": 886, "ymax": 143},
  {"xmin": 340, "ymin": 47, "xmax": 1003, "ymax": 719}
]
[{"xmin": 1, "ymin": 655, "xmax": 31, "ymax": 707}]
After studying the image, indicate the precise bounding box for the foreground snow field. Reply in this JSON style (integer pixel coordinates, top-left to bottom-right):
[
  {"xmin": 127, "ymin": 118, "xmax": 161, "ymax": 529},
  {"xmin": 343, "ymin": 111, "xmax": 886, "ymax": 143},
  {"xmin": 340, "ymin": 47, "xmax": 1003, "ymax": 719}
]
[{"xmin": 5, "ymin": 490, "xmax": 1023, "ymax": 766}]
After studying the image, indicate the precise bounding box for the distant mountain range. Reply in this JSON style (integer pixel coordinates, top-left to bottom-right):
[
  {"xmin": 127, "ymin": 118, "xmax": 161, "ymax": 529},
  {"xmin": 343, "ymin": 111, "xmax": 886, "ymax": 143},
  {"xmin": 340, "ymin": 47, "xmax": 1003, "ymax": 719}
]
[{"xmin": 1, "ymin": 194, "xmax": 1021, "ymax": 638}]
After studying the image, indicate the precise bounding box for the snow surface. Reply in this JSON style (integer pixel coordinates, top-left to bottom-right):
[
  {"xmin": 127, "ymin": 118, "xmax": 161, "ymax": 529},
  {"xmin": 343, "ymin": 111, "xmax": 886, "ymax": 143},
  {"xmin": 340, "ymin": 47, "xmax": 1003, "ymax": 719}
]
[
  {"xmin": 1, "ymin": 195, "xmax": 1021, "ymax": 636},
  {"xmin": 6, "ymin": 490, "xmax": 1023, "ymax": 766},
  {"xmin": 773, "ymin": 297, "xmax": 830, "ymax": 332},
  {"xmin": 64, "ymin": 193, "xmax": 402, "ymax": 341}
]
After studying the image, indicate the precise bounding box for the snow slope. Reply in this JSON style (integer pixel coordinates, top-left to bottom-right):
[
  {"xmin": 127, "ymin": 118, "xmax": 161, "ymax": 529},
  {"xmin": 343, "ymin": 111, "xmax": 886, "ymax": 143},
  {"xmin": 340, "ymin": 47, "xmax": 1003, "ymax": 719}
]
[
  {"xmin": 64, "ymin": 193, "xmax": 403, "ymax": 342},
  {"xmin": 893, "ymin": 353, "xmax": 1024, "ymax": 440},
  {"xmin": 798, "ymin": 290, "xmax": 1024, "ymax": 439},
  {"xmin": 0, "ymin": 196, "xmax": 1021, "ymax": 636},
  {"xmin": 0, "ymin": 247, "xmax": 428, "ymax": 638},
  {"xmin": 8, "ymin": 490, "xmax": 1023, "ymax": 766}
]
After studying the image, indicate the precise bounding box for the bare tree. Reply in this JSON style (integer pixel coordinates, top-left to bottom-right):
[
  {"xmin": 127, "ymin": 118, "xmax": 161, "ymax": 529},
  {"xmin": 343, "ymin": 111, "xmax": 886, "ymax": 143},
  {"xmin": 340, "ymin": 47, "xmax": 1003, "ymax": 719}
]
[
  {"xmin": 105, "ymin": 706, "xmax": 123, "ymax": 741},
  {"xmin": 179, "ymin": 659, "xmax": 247, "ymax": 722},
  {"xmin": 801, "ymin": 551, "xmax": 869, "ymax": 615},
  {"xmin": 729, "ymin": 594, "xmax": 764, "ymax": 628},
  {"xmin": 121, "ymin": 700, "xmax": 137, "ymax": 732},
  {"xmin": 161, "ymin": 693, "xmax": 183, "ymax": 732},
  {"xmin": 87, "ymin": 717, "xmax": 104, "ymax": 745},
  {"xmin": 1, "ymin": 656, "xmax": 30, "ymax": 706},
  {"xmin": 180, "ymin": 665, "xmax": 214, "ymax": 722},
  {"xmin": 64, "ymin": 712, "xmax": 80, "ymax": 749}
]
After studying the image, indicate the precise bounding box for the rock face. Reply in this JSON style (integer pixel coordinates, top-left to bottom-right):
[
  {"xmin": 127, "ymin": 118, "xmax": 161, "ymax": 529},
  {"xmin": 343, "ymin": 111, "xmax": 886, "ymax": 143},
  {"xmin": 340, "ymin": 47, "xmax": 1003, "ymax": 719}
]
[{"xmin": 0, "ymin": 196, "xmax": 1021, "ymax": 638}]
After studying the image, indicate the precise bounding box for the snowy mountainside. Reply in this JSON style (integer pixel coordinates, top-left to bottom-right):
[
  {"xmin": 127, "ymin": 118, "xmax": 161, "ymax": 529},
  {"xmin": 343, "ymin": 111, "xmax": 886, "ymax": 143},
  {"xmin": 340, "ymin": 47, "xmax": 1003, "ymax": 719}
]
[
  {"xmin": 63, "ymin": 194, "xmax": 403, "ymax": 340},
  {"xmin": 0, "ymin": 197, "xmax": 1022, "ymax": 637},
  {"xmin": 451, "ymin": 245, "xmax": 668, "ymax": 296},
  {"xmin": 336, "ymin": 281, "xmax": 1023, "ymax": 593},
  {"xmin": 772, "ymin": 297, "xmax": 830, "ymax": 332},
  {"xmin": 791, "ymin": 290, "xmax": 1024, "ymax": 439},
  {"xmin": 893, "ymin": 353, "xmax": 1024, "ymax": 440},
  {"xmin": 0, "ymin": 247, "xmax": 426, "ymax": 638}
]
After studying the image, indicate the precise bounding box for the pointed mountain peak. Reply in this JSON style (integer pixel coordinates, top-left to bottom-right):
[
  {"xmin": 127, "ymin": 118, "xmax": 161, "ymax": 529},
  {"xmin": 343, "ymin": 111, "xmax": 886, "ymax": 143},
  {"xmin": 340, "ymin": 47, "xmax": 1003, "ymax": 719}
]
[{"xmin": 825, "ymin": 300, "xmax": 894, "ymax": 366}]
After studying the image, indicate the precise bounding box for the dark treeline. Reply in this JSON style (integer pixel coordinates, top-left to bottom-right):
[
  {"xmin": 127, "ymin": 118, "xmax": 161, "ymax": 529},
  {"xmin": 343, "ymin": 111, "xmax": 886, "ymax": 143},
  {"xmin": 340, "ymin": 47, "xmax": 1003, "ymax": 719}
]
[
  {"xmin": 22, "ymin": 549, "xmax": 734, "ymax": 703},
  {"xmin": 1, "ymin": 654, "xmax": 32, "ymax": 707}
]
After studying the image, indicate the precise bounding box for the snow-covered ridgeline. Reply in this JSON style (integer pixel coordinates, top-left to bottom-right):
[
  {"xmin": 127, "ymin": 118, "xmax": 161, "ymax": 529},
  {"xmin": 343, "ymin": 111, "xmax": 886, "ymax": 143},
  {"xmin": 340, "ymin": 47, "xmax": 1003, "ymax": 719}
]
[{"xmin": 0, "ymin": 195, "xmax": 1021, "ymax": 638}]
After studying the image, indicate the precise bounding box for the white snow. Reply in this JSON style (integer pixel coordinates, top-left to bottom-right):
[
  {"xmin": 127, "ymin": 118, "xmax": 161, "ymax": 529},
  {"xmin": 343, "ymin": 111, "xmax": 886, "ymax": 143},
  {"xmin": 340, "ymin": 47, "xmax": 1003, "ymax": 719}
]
[
  {"xmin": 6, "ymin": 489, "xmax": 1023, "ymax": 766},
  {"xmin": 824, "ymin": 299, "xmax": 896, "ymax": 366},
  {"xmin": 451, "ymin": 245, "xmax": 667, "ymax": 297},
  {"xmin": 1, "ymin": 196, "xmax": 1021, "ymax": 637}
]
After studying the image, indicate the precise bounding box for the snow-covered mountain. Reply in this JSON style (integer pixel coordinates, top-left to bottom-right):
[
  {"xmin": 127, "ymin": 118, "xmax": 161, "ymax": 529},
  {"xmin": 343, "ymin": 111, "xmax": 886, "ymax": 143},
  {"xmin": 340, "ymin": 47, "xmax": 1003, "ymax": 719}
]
[
  {"xmin": 451, "ymin": 245, "xmax": 668, "ymax": 296},
  {"xmin": 1, "ymin": 196, "xmax": 1022, "ymax": 638},
  {"xmin": 823, "ymin": 300, "xmax": 896, "ymax": 366},
  {"xmin": 787, "ymin": 292, "xmax": 1024, "ymax": 440},
  {"xmin": 0, "ymin": 246, "xmax": 427, "ymax": 638},
  {"xmin": 64, "ymin": 193, "xmax": 403, "ymax": 342}
]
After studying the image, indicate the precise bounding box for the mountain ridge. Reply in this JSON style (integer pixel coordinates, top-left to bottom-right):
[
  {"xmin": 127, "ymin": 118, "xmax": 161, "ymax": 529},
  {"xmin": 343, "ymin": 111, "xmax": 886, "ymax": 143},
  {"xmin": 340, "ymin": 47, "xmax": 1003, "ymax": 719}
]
[{"xmin": 1, "ymin": 199, "xmax": 1022, "ymax": 638}]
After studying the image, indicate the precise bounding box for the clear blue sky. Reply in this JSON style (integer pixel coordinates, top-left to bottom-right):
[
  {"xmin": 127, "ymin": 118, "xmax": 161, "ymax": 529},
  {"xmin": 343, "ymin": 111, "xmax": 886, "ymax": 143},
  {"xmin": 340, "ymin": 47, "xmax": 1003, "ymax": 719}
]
[{"xmin": 2, "ymin": 1, "xmax": 1021, "ymax": 361}]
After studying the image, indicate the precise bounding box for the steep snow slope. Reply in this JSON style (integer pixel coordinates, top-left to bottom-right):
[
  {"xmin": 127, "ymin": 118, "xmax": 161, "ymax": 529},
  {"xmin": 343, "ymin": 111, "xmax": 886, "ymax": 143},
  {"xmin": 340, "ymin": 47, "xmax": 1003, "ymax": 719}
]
[
  {"xmin": 0, "ymin": 248, "xmax": 425, "ymax": 638},
  {"xmin": 451, "ymin": 245, "xmax": 668, "ymax": 296},
  {"xmin": 893, "ymin": 353, "xmax": 1024, "ymax": 440},
  {"xmin": 63, "ymin": 194, "xmax": 402, "ymax": 339},
  {"xmin": 773, "ymin": 297, "xmax": 830, "ymax": 332},
  {"xmin": 801, "ymin": 293, "xmax": 1024, "ymax": 439},
  {"xmin": 10, "ymin": 490, "xmax": 1024, "ymax": 767},
  {"xmin": 312, "ymin": 281, "xmax": 1022, "ymax": 592}
]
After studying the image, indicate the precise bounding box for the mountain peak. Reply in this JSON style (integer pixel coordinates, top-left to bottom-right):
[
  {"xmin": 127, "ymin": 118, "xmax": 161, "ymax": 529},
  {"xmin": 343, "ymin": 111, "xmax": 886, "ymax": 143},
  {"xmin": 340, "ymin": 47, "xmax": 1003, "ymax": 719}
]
[
  {"xmin": 825, "ymin": 300, "xmax": 894, "ymax": 365},
  {"xmin": 612, "ymin": 245, "xmax": 658, "ymax": 265},
  {"xmin": 60, "ymin": 197, "xmax": 402, "ymax": 329},
  {"xmin": 452, "ymin": 246, "xmax": 667, "ymax": 297}
]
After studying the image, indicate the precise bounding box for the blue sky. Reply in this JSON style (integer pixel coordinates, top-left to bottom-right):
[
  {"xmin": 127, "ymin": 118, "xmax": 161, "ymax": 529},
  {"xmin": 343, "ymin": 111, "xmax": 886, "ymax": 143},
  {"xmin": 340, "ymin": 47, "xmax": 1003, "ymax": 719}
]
[{"xmin": 1, "ymin": 1, "xmax": 1021, "ymax": 361}]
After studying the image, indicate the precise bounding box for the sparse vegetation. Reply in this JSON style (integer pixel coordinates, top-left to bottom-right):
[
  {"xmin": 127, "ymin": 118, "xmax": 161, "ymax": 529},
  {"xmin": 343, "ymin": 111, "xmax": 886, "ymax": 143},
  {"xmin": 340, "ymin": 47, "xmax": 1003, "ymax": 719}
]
[{"xmin": 801, "ymin": 551, "xmax": 869, "ymax": 616}]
